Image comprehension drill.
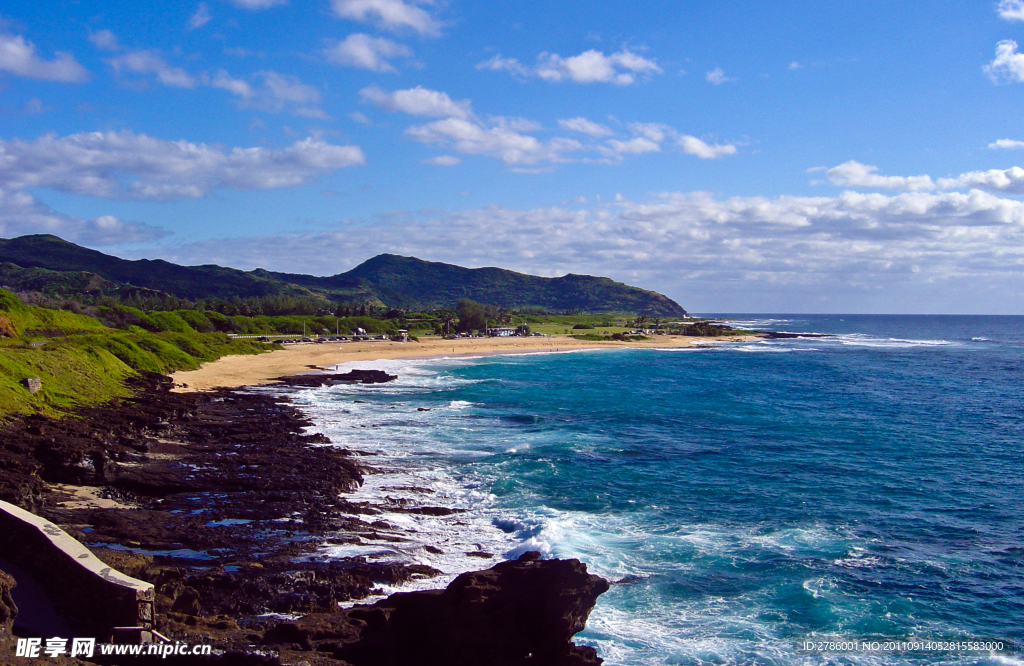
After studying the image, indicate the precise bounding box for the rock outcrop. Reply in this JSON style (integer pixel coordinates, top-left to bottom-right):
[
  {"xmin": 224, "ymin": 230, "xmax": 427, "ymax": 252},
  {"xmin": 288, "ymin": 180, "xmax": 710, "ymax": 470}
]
[
  {"xmin": 274, "ymin": 369, "xmax": 398, "ymax": 387},
  {"xmin": 264, "ymin": 551, "xmax": 609, "ymax": 666}
]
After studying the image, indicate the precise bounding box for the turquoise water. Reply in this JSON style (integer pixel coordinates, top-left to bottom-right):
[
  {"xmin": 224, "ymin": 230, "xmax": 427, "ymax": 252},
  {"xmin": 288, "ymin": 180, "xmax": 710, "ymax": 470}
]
[{"xmin": 285, "ymin": 316, "xmax": 1024, "ymax": 665}]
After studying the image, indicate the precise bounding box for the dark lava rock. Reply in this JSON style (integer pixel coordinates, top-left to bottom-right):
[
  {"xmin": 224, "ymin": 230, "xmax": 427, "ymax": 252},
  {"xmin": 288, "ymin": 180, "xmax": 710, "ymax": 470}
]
[
  {"xmin": 264, "ymin": 551, "xmax": 609, "ymax": 666},
  {"xmin": 276, "ymin": 369, "xmax": 398, "ymax": 387},
  {"xmin": 0, "ymin": 372, "xmax": 610, "ymax": 665},
  {"xmin": 0, "ymin": 569, "xmax": 16, "ymax": 639}
]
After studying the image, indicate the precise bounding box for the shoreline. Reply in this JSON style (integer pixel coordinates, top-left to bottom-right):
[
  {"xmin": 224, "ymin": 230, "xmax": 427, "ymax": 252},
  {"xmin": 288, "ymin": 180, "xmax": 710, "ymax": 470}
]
[
  {"xmin": 172, "ymin": 333, "xmax": 762, "ymax": 392},
  {"xmin": 0, "ymin": 373, "xmax": 608, "ymax": 664}
]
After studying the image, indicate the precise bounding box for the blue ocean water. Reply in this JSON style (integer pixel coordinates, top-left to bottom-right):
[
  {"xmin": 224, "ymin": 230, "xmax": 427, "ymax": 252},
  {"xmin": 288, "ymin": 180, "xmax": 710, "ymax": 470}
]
[{"xmin": 282, "ymin": 316, "xmax": 1024, "ymax": 665}]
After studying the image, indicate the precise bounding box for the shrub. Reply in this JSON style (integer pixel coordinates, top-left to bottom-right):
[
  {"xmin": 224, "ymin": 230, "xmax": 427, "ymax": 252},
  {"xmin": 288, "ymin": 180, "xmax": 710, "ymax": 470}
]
[
  {"xmin": 175, "ymin": 309, "xmax": 214, "ymax": 333},
  {"xmin": 146, "ymin": 311, "xmax": 195, "ymax": 334},
  {"xmin": 204, "ymin": 311, "xmax": 236, "ymax": 332},
  {"xmin": 0, "ymin": 289, "xmax": 22, "ymax": 312}
]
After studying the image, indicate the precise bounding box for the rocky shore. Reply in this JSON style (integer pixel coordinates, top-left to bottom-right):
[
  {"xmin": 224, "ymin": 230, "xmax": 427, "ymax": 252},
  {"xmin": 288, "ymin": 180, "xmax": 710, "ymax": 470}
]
[{"xmin": 0, "ymin": 371, "xmax": 608, "ymax": 665}]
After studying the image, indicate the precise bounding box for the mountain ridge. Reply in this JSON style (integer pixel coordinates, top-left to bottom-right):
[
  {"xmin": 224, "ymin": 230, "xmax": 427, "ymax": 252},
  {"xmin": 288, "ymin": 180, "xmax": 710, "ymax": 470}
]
[{"xmin": 0, "ymin": 235, "xmax": 687, "ymax": 316}]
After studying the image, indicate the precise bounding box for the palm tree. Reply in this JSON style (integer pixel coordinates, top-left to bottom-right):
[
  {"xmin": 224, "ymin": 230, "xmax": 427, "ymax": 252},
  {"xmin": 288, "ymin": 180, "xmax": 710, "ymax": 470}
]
[{"xmin": 438, "ymin": 311, "xmax": 455, "ymax": 336}]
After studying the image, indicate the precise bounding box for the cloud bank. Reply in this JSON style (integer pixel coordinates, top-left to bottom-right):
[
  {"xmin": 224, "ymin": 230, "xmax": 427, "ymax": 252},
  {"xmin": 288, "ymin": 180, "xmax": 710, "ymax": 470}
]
[
  {"xmin": 823, "ymin": 160, "xmax": 1024, "ymax": 194},
  {"xmin": 146, "ymin": 188, "xmax": 1024, "ymax": 312},
  {"xmin": 0, "ymin": 130, "xmax": 365, "ymax": 200},
  {"xmin": 0, "ymin": 130, "xmax": 364, "ymax": 244}
]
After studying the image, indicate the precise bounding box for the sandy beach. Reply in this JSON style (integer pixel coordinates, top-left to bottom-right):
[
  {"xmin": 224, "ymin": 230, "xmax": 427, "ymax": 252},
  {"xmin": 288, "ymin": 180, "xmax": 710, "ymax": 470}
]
[{"xmin": 171, "ymin": 334, "xmax": 759, "ymax": 392}]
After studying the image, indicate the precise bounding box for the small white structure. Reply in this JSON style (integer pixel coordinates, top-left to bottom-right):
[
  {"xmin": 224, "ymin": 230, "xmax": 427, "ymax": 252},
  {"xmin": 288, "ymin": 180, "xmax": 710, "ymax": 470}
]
[{"xmin": 486, "ymin": 327, "xmax": 516, "ymax": 337}]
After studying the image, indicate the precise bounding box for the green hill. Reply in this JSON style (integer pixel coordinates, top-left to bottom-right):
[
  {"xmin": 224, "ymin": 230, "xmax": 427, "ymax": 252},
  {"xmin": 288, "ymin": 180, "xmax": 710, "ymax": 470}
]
[{"xmin": 0, "ymin": 235, "xmax": 687, "ymax": 316}]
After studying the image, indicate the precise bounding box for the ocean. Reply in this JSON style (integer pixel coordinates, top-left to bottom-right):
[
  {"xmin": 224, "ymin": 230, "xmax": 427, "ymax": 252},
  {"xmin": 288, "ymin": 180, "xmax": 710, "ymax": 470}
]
[{"xmin": 270, "ymin": 315, "xmax": 1024, "ymax": 665}]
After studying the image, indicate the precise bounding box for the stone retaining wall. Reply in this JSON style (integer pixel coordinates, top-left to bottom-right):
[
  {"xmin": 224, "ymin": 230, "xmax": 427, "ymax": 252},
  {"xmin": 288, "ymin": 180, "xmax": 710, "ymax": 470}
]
[{"xmin": 0, "ymin": 499, "xmax": 154, "ymax": 639}]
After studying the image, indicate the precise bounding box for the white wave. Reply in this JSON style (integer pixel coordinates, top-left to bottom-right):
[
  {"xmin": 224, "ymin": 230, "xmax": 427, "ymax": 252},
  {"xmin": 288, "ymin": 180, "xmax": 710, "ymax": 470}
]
[
  {"xmin": 838, "ymin": 334, "xmax": 954, "ymax": 349},
  {"xmin": 801, "ymin": 576, "xmax": 839, "ymax": 600},
  {"xmin": 716, "ymin": 317, "xmax": 795, "ymax": 330},
  {"xmin": 733, "ymin": 344, "xmax": 795, "ymax": 353}
]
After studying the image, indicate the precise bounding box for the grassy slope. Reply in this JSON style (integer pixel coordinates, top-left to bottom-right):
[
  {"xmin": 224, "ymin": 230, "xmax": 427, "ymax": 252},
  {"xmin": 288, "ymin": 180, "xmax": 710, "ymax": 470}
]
[{"xmin": 0, "ymin": 290, "xmax": 270, "ymax": 418}]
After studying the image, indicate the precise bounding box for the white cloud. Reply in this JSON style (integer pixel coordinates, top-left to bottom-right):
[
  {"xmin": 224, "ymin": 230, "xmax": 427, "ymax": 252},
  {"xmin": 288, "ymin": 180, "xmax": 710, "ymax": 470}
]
[
  {"xmin": 629, "ymin": 122, "xmax": 672, "ymax": 142},
  {"xmin": 788, "ymin": 61, "xmax": 801, "ymax": 70},
  {"xmin": 475, "ymin": 55, "xmax": 529, "ymax": 77},
  {"xmin": 216, "ymin": 70, "xmax": 328, "ymax": 118},
  {"xmin": 826, "ymin": 161, "xmax": 935, "ymax": 191},
  {"xmin": 998, "ymin": 0, "xmax": 1024, "ymax": 21},
  {"xmin": 406, "ymin": 118, "xmax": 582, "ymax": 166},
  {"xmin": 479, "ymin": 48, "xmax": 661, "ymax": 85},
  {"xmin": 596, "ymin": 123, "xmax": 737, "ymax": 161},
  {"xmin": 259, "ymin": 70, "xmax": 319, "ymax": 104},
  {"xmin": 330, "ymin": 0, "xmax": 441, "ymax": 37},
  {"xmin": 88, "ymin": 29, "xmax": 120, "ymax": 51},
  {"xmin": 985, "ymin": 40, "xmax": 1024, "ymax": 83},
  {"xmin": 210, "ymin": 69, "xmax": 254, "ymax": 98},
  {"xmin": 537, "ymin": 48, "xmax": 661, "ymax": 84},
  {"xmin": 189, "ymin": 3, "xmax": 213, "ymax": 29},
  {"xmin": 937, "ymin": 167, "xmax": 1024, "ymax": 194},
  {"xmin": 490, "ymin": 116, "xmax": 542, "ymax": 132},
  {"xmin": 989, "ymin": 138, "xmax": 1024, "ymax": 149},
  {"xmin": 822, "ymin": 160, "xmax": 1024, "ymax": 196},
  {"xmin": 223, "ymin": 0, "xmax": 287, "ymax": 9},
  {"xmin": 220, "ymin": 70, "xmax": 327, "ymax": 117},
  {"xmin": 423, "ymin": 155, "xmax": 460, "ymax": 166},
  {"xmin": 324, "ymin": 33, "xmax": 412, "ymax": 73},
  {"xmin": 705, "ymin": 67, "xmax": 734, "ymax": 85},
  {"xmin": 107, "ymin": 50, "xmax": 198, "ymax": 88},
  {"xmin": 558, "ymin": 117, "xmax": 614, "ymax": 137},
  {"xmin": 0, "ymin": 32, "xmax": 90, "ymax": 82},
  {"xmin": 360, "ymin": 85, "xmax": 473, "ymax": 120},
  {"xmin": 0, "ymin": 130, "xmax": 364, "ymax": 201},
  {"xmin": 678, "ymin": 135, "xmax": 737, "ymax": 159},
  {"xmin": 606, "ymin": 137, "xmax": 660, "ymax": 154}
]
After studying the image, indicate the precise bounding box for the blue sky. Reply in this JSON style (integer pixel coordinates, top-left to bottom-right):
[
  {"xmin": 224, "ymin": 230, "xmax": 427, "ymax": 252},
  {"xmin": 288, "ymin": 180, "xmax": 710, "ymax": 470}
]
[{"xmin": 2, "ymin": 0, "xmax": 1024, "ymax": 313}]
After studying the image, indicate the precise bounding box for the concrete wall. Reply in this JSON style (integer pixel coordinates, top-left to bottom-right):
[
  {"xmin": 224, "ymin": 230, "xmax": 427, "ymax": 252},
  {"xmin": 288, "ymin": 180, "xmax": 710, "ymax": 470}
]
[{"xmin": 0, "ymin": 499, "xmax": 154, "ymax": 639}]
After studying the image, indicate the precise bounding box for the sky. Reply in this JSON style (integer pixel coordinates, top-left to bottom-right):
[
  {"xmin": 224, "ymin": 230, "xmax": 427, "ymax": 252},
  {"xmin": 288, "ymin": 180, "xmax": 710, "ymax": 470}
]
[{"xmin": 2, "ymin": 0, "xmax": 1024, "ymax": 313}]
